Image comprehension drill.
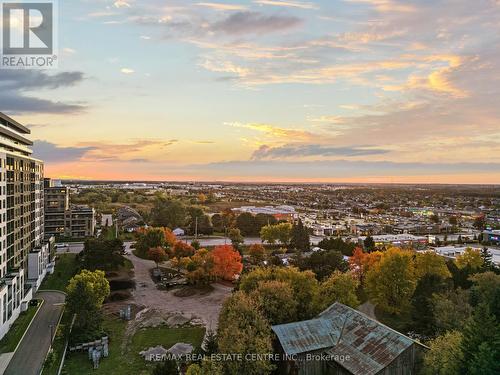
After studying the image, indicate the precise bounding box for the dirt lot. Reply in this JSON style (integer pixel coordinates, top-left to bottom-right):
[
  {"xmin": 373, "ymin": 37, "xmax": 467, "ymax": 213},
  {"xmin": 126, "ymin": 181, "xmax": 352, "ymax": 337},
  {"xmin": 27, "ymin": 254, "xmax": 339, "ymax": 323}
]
[{"xmin": 125, "ymin": 253, "xmax": 233, "ymax": 331}]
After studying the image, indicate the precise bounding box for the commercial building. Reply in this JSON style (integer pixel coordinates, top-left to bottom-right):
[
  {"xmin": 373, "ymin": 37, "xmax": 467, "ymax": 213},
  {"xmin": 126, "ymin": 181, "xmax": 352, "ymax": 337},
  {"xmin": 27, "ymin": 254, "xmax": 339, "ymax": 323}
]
[
  {"xmin": 0, "ymin": 112, "xmax": 50, "ymax": 340},
  {"xmin": 357, "ymin": 234, "xmax": 428, "ymax": 249},
  {"xmin": 44, "ymin": 178, "xmax": 96, "ymax": 239},
  {"xmin": 483, "ymin": 229, "xmax": 500, "ymax": 245}
]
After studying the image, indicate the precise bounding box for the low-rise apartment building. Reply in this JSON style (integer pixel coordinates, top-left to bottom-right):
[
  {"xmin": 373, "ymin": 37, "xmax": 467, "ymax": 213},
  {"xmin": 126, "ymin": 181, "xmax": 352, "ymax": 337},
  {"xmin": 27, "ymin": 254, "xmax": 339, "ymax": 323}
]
[{"xmin": 44, "ymin": 178, "xmax": 95, "ymax": 239}]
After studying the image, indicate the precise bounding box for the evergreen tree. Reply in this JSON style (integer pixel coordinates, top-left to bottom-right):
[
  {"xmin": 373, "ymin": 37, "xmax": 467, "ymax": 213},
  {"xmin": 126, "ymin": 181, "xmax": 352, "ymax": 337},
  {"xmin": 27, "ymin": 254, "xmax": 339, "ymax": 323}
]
[
  {"xmin": 290, "ymin": 219, "xmax": 310, "ymax": 252},
  {"xmin": 411, "ymin": 274, "xmax": 446, "ymax": 335},
  {"xmin": 469, "ymin": 339, "xmax": 500, "ymax": 375},
  {"xmin": 363, "ymin": 235, "xmax": 375, "ymax": 252},
  {"xmin": 461, "ymin": 303, "xmax": 500, "ymax": 373}
]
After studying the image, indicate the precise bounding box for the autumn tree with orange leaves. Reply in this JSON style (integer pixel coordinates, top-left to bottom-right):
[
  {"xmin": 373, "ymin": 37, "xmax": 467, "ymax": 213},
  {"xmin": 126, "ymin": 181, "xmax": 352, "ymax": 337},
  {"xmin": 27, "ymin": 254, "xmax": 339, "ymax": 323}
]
[
  {"xmin": 349, "ymin": 247, "xmax": 383, "ymax": 284},
  {"xmin": 148, "ymin": 247, "xmax": 167, "ymax": 268},
  {"xmin": 212, "ymin": 245, "xmax": 243, "ymax": 281},
  {"xmin": 171, "ymin": 241, "xmax": 196, "ymax": 258}
]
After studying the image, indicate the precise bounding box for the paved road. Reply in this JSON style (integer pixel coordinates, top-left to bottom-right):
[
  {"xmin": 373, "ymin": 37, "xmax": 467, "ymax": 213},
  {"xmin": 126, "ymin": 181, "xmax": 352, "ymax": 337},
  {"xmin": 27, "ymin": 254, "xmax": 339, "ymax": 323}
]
[
  {"xmin": 55, "ymin": 242, "xmax": 84, "ymax": 254},
  {"xmin": 5, "ymin": 291, "xmax": 65, "ymax": 375},
  {"xmin": 183, "ymin": 236, "xmax": 324, "ymax": 247}
]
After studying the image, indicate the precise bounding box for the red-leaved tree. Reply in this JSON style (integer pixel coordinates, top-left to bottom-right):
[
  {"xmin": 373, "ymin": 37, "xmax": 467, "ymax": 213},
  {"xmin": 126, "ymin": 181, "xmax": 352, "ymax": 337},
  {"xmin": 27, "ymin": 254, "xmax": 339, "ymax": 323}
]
[
  {"xmin": 212, "ymin": 245, "xmax": 243, "ymax": 281},
  {"xmin": 148, "ymin": 246, "xmax": 167, "ymax": 268}
]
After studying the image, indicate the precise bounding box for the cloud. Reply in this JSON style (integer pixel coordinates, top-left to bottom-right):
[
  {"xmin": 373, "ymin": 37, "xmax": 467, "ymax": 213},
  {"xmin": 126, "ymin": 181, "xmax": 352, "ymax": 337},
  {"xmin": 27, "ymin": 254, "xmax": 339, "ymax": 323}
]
[
  {"xmin": 196, "ymin": 2, "xmax": 247, "ymax": 11},
  {"xmin": 253, "ymin": 1, "xmax": 318, "ymax": 10},
  {"xmin": 114, "ymin": 0, "xmax": 131, "ymax": 8},
  {"xmin": 252, "ymin": 144, "xmax": 390, "ymax": 159},
  {"xmin": 211, "ymin": 11, "xmax": 302, "ymax": 35},
  {"xmin": 33, "ymin": 140, "xmax": 95, "ymax": 162},
  {"xmin": 0, "ymin": 70, "xmax": 86, "ymax": 114},
  {"xmin": 227, "ymin": 122, "xmax": 321, "ymax": 141},
  {"xmin": 120, "ymin": 68, "xmax": 135, "ymax": 74},
  {"xmin": 0, "ymin": 70, "xmax": 84, "ymax": 91},
  {"xmin": 33, "ymin": 139, "xmax": 178, "ymax": 164}
]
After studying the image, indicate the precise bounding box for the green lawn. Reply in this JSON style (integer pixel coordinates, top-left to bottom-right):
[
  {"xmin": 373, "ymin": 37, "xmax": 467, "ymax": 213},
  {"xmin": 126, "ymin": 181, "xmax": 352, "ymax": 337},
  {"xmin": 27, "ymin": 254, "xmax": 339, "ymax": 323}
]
[
  {"xmin": 40, "ymin": 253, "xmax": 79, "ymax": 292},
  {"xmin": 62, "ymin": 315, "xmax": 205, "ymax": 375},
  {"xmin": 0, "ymin": 302, "xmax": 41, "ymax": 353}
]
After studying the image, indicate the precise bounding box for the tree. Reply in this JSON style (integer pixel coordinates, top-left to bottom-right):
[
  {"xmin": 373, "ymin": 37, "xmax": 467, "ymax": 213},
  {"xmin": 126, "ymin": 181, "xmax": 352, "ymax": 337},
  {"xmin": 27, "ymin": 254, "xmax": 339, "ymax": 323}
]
[
  {"xmin": 211, "ymin": 213, "xmax": 224, "ymax": 232},
  {"xmin": 315, "ymin": 271, "xmax": 359, "ymax": 311},
  {"xmin": 203, "ymin": 330, "xmax": 218, "ymax": 355},
  {"xmin": 480, "ymin": 248, "xmax": 495, "ymax": 272},
  {"xmin": 456, "ymin": 247, "xmax": 484, "ymax": 271},
  {"xmin": 422, "ymin": 331, "xmax": 464, "ymax": 375},
  {"xmin": 469, "ymin": 272, "xmax": 500, "ymax": 320},
  {"xmin": 152, "ymin": 360, "xmax": 178, "ymax": 375},
  {"xmin": 240, "ymin": 267, "xmax": 319, "ymax": 320},
  {"xmin": 290, "ymin": 219, "xmax": 310, "ymax": 252},
  {"xmin": 236, "ymin": 212, "xmax": 257, "ymax": 236},
  {"xmin": 294, "ymin": 250, "xmax": 348, "ymax": 280},
  {"xmin": 431, "ymin": 288, "xmax": 473, "ymax": 333},
  {"xmin": 414, "ymin": 251, "xmax": 451, "ymax": 279},
  {"xmin": 150, "ymin": 197, "xmax": 187, "ymax": 228},
  {"xmin": 254, "ymin": 213, "xmax": 277, "ymax": 232},
  {"xmin": 248, "ymin": 244, "xmax": 266, "ymax": 265},
  {"xmin": 136, "ymin": 228, "xmax": 165, "ymax": 256},
  {"xmin": 469, "ymin": 339, "xmax": 500, "ymax": 375},
  {"xmin": 81, "ymin": 238, "xmax": 125, "ymax": 271},
  {"xmin": 171, "ymin": 241, "xmax": 195, "ymax": 258},
  {"xmin": 318, "ymin": 237, "xmax": 355, "ymax": 256},
  {"xmin": 363, "ymin": 235, "xmax": 375, "ymax": 252},
  {"xmin": 228, "ymin": 228, "xmax": 244, "ymax": 250},
  {"xmin": 260, "ymin": 223, "xmax": 292, "ymax": 246},
  {"xmin": 411, "ymin": 274, "xmax": 447, "ymax": 334},
  {"xmin": 187, "ymin": 206, "xmax": 213, "ymax": 235},
  {"xmin": 365, "ymin": 248, "xmax": 416, "ymax": 314},
  {"xmin": 148, "ymin": 247, "xmax": 167, "ymax": 268},
  {"xmin": 461, "ymin": 303, "xmax": 499, "ymax": 374},
  {"xmin": 212, "ymin": 245, "xmax": 243, "ymax": 281},
  {"xmin": 185, "ymin": 249, "xmax": 215, "ymax": 285},
  {"xmin": 185, "ymin": 364, "xmax": 201, "ymax": 375},
  {"xmin": 430, "ymin": 214, "xmax": 440, "ymax": 224},
  {"xmin": 250, "ymin": 280, "xmax": 298, "ymax": 324},
  {"xmin": 218, "ymin": 292, "xmax": 274, "ymax": 375},
  {"xmin": 66, "ymin": 270, "xmax": 110, "ymax": 340}
]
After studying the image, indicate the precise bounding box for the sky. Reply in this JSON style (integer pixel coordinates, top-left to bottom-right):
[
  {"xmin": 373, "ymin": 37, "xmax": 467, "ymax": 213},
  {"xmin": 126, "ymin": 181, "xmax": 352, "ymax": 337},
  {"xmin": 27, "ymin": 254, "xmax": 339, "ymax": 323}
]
[{"xmin": 2, "ymin": 0, "xmax": 500, "ymax": 183}]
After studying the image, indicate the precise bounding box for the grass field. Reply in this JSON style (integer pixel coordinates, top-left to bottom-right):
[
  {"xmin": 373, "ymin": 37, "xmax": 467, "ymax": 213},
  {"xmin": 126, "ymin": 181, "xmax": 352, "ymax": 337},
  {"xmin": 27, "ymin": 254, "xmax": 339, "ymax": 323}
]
[
  {"xmin": 62, "ymin": 315, "xmax": 205, "ymax": 375},
  {"xmin": 0, "ymin": 302, "xmax": 41, "ymax": 353},
  {"xmin": 40, "ymin": 254, "xmax": 79, "ymax": 292}
]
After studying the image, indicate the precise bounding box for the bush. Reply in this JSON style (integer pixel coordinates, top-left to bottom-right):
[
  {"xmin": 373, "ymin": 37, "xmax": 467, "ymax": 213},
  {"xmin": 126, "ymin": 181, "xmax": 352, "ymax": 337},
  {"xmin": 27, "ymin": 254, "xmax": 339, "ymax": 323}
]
[{"xmin": 108, "ymin": 278, "xmax": 135, "ymax": 291}]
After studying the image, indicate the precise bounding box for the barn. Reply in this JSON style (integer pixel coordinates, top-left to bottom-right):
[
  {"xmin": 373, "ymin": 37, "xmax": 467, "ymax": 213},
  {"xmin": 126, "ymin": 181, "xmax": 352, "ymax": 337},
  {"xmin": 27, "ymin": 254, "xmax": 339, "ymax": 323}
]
[{"xmin": 272, "ymin": 303, "xmax": 427, "ymax": 375}]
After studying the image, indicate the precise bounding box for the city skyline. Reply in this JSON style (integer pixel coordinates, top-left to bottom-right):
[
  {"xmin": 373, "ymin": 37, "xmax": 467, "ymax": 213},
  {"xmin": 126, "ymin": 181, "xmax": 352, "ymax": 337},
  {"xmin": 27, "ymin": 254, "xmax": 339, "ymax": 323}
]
[{"xmin": 2, "ymin": 0, "xmax": 500, "ymax": 183}]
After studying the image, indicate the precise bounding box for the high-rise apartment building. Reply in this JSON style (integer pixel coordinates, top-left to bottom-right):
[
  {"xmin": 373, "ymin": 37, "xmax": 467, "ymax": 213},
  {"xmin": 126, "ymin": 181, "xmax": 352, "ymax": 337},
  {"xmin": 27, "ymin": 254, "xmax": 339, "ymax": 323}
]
[{"xmin": 0, "ymin": 112, "xmax": 49, "ymax": 340}]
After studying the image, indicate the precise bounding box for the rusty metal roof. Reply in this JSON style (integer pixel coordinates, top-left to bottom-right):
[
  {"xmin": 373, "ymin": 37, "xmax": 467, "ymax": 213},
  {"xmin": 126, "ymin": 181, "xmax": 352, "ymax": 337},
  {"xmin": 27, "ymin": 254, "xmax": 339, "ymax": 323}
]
[{"xmin": 272, "ymin": 302, "xmax": 416, "ymax": 375}]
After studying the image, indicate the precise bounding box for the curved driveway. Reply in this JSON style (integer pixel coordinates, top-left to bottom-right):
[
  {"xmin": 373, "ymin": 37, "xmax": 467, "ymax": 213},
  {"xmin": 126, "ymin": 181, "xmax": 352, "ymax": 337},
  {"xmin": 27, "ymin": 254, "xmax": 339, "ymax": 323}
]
[{"xmin": 5, "ymin": 291, "xmax": 65, "ymax": 375}]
